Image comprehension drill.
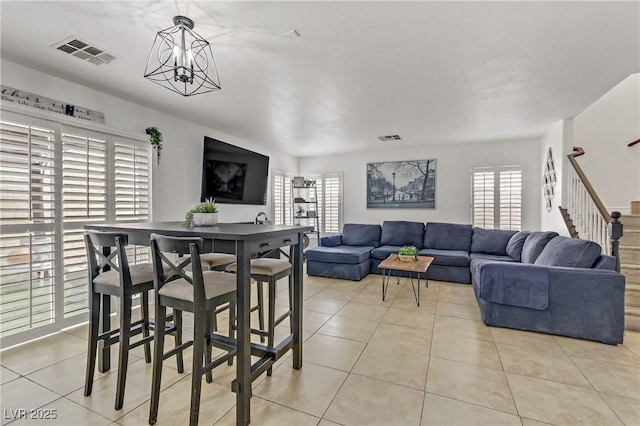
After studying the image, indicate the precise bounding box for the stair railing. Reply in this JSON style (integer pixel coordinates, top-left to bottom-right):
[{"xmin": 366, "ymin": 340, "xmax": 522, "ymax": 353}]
[{"xmin": 566, "ymin": 147, "xmax": 622, "ymax": 270}]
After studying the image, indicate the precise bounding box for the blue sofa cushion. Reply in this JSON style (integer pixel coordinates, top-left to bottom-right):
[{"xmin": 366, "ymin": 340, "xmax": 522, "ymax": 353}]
[
  {"xmin": 342, "ymin": 223, "xmax": 382, "ymax": 247},
  {"xmin": 417, "ymin": 249, "xmax": 469, "ymax": 267},
  {"xmin": 506, "ymin": 231, "xmax": 531, "ymax": 261},
  {"xmin": 476, "ymin": 262, "xmax": 550, "ymax": 310},
  {"xmin": 423, "ymin": 222, "xmax": 473, "ymax": 251},
  {"xmin": 321, "ymin": 235, "xmax": 342, "ymax": 247},
  {"xmin": 305, "ymin": 245, "xmax": 373, "ymax": 264},
  {"xmin": 521, "ymin": 231, "xmax": 559, "ymax": 264},
  {"xmin": 380, "ymin": 221, "xmax": 425, "ymax": 248},
  {"xmin": 470, "ymin": 253, "xmax": 517, "ymax": 263},
  {"xmin": 471, "ymin": 228, "xmax": 518, "ymax": 256},
  {"xmin": 371, "ymin": 245, "xmax": 403, "ymax": 260},
  {"xmin": 535, "ymin": 236, "xmax": 602, "ymax": 268},
  {"xmin": 594, "ymin": 255, "xmax": 616, "ymax": 270}
]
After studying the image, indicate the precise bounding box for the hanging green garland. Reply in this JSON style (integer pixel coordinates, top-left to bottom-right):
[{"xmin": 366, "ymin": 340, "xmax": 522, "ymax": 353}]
[{"xmin": 145, "ymin": 126, "xmax": 163, "ymax": 164}]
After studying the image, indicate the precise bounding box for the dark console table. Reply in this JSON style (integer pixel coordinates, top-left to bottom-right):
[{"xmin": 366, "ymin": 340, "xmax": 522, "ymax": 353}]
[{"xmin": 85, "ymin": 222, "xmax": 313, "ymax": 425}]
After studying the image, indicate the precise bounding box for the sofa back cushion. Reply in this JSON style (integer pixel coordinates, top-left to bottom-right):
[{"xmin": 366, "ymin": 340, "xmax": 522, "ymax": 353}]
[
  {"xmin": 380, "ymin": 221, "xmax": 425, "ymax": 248},
  {"xmin": 534, "ymin": 236, "xmax": 602, "ymax": 268},
  {"xmin": 423, "ymin": 222, "xmax": 473, "ymax": 251},
  {"xmin": 471, "ymin": 228, "xmax": 517, "ymax": 256},
  {"xmin": 593, "ymin": 255, "xmax": 616, "ymax": 270},
  {"xmin": 342, "ymin": 223, "xmax": 382, "ymax": 247},
  {"xmin": 520, "ymin": 231, "xmax": 559, "ymax": 264},
  {"xmin": 506, "ymin": 231, "xmax": 531, "ymax": 261}
]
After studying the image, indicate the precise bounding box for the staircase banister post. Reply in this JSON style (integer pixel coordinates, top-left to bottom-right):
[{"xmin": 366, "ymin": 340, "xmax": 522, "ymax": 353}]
[{"xmin": 608, "ymin": 211, "xmax": 623, "ymax": 272}]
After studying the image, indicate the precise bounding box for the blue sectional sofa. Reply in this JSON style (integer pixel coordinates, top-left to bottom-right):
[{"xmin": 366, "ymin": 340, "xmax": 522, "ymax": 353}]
[{"xmin": 306, "ymin": 221, "xmax": 625, "ymax": 344}]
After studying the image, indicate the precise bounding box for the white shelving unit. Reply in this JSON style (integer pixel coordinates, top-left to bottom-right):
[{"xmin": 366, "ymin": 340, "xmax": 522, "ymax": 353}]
[{"xmin": 291, "ymin": 177, "xmax": 320, "ymax": 246}]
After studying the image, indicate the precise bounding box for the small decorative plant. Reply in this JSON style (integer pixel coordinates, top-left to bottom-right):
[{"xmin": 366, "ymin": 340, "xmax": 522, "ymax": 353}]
[
  {"xmin": 296, "ymin": 206, "xmax": 305, "ymax": 217},
  {"xmin": 183, "ymin": 198, "xmax": 218, "ymax": 227},
  {"xmin": 398, "ymin": 245, "xmax": 417, "ymax": 258},
  {"xmin": 145, "ymin": 126, "xmax": 163, "ymax": 164}
]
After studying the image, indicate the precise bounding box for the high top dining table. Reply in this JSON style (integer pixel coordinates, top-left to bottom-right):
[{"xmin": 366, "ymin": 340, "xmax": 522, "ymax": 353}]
[{"xmin": 85, "ymin": 222, "xmax": 313, "ymax": 425}]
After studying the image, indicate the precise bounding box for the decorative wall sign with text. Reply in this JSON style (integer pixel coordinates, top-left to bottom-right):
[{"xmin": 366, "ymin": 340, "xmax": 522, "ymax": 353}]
[
  {"xmin": 543, "ymin": 147, "xmax": 557, "ymax": 212},
  {"xmin": 1, "ymin": 85, "xmax": 105, "ymax": 123}
]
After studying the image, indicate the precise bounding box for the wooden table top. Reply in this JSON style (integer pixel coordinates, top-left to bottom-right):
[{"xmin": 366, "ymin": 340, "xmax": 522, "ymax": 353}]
[{"xmin": 378, "ymin": 253, "xmax": 434, "ymax": 273}]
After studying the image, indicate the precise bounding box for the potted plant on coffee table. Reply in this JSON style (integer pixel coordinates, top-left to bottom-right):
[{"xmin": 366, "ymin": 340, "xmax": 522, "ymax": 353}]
[
  {"xmin": 183, "ymin": 198, "xmax": 219, "ymax": 227},
  {"xmin": 398, "ymin": 245, "xmax": 417, "ymax": 261}
]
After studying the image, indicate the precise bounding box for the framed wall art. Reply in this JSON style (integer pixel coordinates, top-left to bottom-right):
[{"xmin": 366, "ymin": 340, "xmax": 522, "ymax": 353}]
[{"xmin": 366, "ymin": 159, "xmax": 436, "ymax": 208}]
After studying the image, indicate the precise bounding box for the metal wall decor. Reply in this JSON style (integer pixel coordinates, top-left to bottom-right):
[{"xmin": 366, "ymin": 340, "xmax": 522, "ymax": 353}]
[
  {"xmin": 543, "ymin": 147, "xmax": 557, "ymax": 212},
  {"xmin": 367, "ymin": 159, "xmax": 436, "ymax": 208}
]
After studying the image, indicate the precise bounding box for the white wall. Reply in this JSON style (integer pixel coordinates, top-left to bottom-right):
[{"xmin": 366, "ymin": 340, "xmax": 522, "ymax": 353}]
[
  {"xmin": 300, "ymin": 138, "xmax": 542, "ymax": 231},
  {"xmin": 540, "ymin": 120, "xmax": 571, "ymax": 236},
  {"xmin": 573, "ymin": 73, "xmax": 640, "ymax": 215},
  {"xmin": 1, "ymin": 60, "xmax": 298, "ymax": 223}
]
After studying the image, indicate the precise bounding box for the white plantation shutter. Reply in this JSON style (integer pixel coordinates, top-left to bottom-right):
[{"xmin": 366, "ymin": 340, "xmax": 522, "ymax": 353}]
[
  {"xmin": 472, "ymin": 168, "xmax": 495, "ymax": 229},
  {"xmin": 62, "ymin": 229, "xmax": 88, "ymax": 318},
  {"xmin": 115, "ymin": 143, "xmax": 150, "ymax": 222},
  {"xmin": 115, "ymin": 142, "xmax": 151, "ymax": 264},
  {"xmin": 0, "ymin": 114, "xmax": 152, "ymax": 345},
  {"xmin": 499, "ymin": 168, "xmax": 522, "ymax": 230},
  {"xmin": 322, "ymin": 174, "xmax": 341, "ymax": 233},
  {"xmin": 472, "ymin": 166, "xmax": 522, "ymax": 230},
  {"xmin": 0, "ymin": 232, "xmax": 56, "ymax": 336},
  {"xmin": 61, "ymin": 131, "xmax": 107, "ymax": 319},
  {"xmin": 0, "ymin": 122, "xmax": 56, "ymax": 225},
  {"xmin": 272, "ymin": 171, "xmax": 293, "ymax": 226},
  {"xmin": 62, "ymin": 133, "xmax": 107, "ymax": 223},
  {"xmin": 0, "ymin": 120, "xmax": 57, "ymax": 337}
]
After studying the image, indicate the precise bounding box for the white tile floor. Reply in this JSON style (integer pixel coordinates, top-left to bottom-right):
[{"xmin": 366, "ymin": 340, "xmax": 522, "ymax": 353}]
[{"xmin": 1, "ymin": 272, "xmax": 639, "ymax": 425}]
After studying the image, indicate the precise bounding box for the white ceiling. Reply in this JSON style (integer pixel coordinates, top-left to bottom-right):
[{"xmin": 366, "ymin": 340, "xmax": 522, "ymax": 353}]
[{"xmin": 1, "ymin": 1, "xmax": 638, "ymax": 157}]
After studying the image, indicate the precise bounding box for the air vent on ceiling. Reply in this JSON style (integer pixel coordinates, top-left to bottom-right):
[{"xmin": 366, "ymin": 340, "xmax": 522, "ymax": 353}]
[
  {"xmin": 52, "ymin": 37, "xmax": 116, "ymax": 65},
  {"xmin": 378, "ymin": 134, "xmax": 403, "ymax": 141}
]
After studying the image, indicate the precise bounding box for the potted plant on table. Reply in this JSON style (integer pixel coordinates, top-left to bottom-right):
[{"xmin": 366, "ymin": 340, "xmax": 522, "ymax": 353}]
[
  {"xmin": 398, "ymin": 245, "xmax": 417, "ymax": 261},
  {"xmin": 183, "ymin": 198, "xmax": 219, "ymax": 227}
]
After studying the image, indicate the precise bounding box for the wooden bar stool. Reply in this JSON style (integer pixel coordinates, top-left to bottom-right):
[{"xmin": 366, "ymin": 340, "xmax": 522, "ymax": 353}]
[
  {"xmin": 226, "ymin": 256, "xmax": 292, "ymax": 375},
  {"xmin": 148, "ymin": 234, "xmax": 237, "ymax": 426},
  {"xmin": 83, "ymin": 231, "xmax": 183, "ymax": 410}
]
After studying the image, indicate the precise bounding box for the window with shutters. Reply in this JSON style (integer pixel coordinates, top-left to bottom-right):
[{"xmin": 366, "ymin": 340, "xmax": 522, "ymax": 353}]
[
  {"xmin": 299, "ymin": 172, "xmax": 342, "ymax": 233},
  {"xmin": 0, "ymin": 121, "xmax": 56, "ymax": 338},
  {"xmin": 0, "ymin": 115, "xmax": 151, "ymax": 345},
  {"xmin": 272, "ymin": 171, "xmax": 342, "ymax": 233},
  {"xmin": 472, "ymin": 166, "xmax": 522, "ymax": 230}
]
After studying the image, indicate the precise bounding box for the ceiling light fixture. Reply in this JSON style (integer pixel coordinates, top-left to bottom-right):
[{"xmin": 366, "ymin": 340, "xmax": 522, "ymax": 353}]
[{"xmin": 143, "ymin": 15, "xmax": 221, "ymax": 96}]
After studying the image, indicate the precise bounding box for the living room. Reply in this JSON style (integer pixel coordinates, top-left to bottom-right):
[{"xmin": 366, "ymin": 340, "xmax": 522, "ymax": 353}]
[{"xmin": 1, "ymin": 1, "xmax": 639, "ymax": 426}]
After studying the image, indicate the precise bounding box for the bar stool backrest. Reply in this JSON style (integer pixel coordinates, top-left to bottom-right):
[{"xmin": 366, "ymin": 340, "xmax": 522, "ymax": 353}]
[
  {"xmin": 149, "ymin": 233, "xmax": 206, "ymax": 305},
  {"xmin": 84, "ymin": 231, "xmax": 132, "ymax": 291}
]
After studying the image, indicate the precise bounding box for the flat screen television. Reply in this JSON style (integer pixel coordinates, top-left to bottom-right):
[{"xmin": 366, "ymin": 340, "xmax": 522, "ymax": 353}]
[{"xmin": 200, "ymin": 137, "xmax": 269, "ymax": 205}]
